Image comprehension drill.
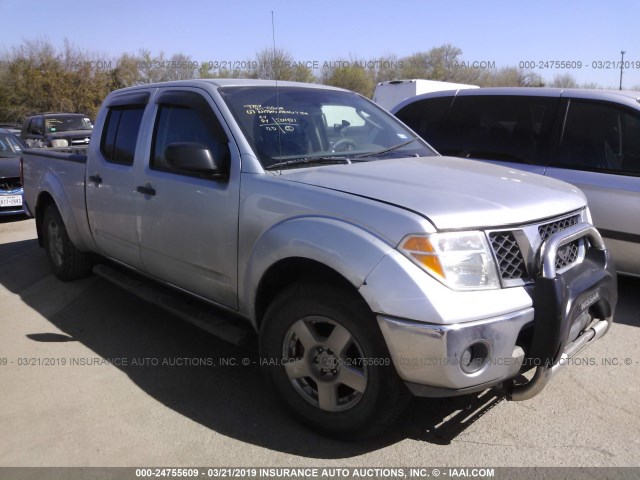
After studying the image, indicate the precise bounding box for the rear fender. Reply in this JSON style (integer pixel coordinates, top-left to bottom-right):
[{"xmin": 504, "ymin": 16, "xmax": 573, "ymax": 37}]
[{"xmin": 36, "ymin": 172, "xmax": 95, "ymax": 252}]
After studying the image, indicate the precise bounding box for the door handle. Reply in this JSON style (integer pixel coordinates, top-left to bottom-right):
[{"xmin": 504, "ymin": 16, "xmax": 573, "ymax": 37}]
[
  {"xmin": 88, "ymin": 174, "xmax": 102, "ymax": 185},
  {"xmin": 136, "ymin": 185, "xmax": 156, "ymax": 196}
]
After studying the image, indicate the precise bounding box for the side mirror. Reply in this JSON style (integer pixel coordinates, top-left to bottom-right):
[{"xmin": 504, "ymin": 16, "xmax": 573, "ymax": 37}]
[{"xmin": 165, "ymin": 142, "xmax": 229, "ymax": 177}]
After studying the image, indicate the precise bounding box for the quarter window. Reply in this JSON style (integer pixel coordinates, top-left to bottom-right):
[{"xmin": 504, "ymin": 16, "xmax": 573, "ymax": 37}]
[
  {"xmin": 100, "ymin": 107, "xmax": 145, "ymax": 166},
  {"xmin": 394, "ymin": 96, "xmax": 453, "ymax": 149}
]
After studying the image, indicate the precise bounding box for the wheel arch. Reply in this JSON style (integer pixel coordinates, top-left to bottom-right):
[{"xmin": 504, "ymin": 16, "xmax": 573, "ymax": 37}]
[
  {"xmin": 241, "ymin": 216, "xmax": 394, "ymax": 330},
  {"xmin": 254, "ymin": 257, "xmax": 366, "ymax": 333},
  {"xmin": 34, "ymin": 191, "xmax": 57, "ymax": 247},
  {"xmin": 34, "ymin": 183, "xmax": 94, "ymax": 252}
]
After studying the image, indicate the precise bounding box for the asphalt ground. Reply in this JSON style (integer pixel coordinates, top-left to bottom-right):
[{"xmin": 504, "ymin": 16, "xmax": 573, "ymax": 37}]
[{"xmin": 0, "ymin": 216, "xmax": 638, "ymax": 467}]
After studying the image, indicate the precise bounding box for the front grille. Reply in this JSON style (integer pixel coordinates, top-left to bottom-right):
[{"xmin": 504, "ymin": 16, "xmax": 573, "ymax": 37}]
[
  {"xmin": 538, "ymin": 215, "xmax": 579, "ymax": 241},
  {"xmin": 489, "ymin": 213, "xmax": 583, "ymax": 284},
  {"xmin": 538, "ymin": 215, "xmax": 580, "ymax": 271},
  {"xmin": 0, "ymin": 177, "xmax": 21, "ymax": 191},
  {"xmin": 555, "ymin": 242, "xmax": 579, "ymax": 270},
  {"xmin": 489, "ymin": 232, "xmax": 526, "ymax": 280}
]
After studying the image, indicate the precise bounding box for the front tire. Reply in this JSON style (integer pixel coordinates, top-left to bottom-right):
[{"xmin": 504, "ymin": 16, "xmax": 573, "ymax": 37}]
[
  {"xmin": 42, "ymin": 205, "xmax": 93, "ymax": 281},
  {"xmin": 260, "ymin": 282, "xmax": 410, "ymax": 439}
]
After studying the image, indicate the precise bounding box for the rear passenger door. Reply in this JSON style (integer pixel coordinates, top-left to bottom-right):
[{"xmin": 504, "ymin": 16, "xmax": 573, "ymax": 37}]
[
  {"xmin": 85, "ymin": 91, "xmax": 150, "ymax": 269},
  {"xmin": 545, "ymin": 99, "xmax": 640, "ymax": 273},
  {"xmin": 137, "ymin": 88, "xmax": 240, "ymax": 309}
]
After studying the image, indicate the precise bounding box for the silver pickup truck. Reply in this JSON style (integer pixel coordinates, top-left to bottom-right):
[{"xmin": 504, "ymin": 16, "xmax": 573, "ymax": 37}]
[{"xmin": 22, "ymin": 79, "xmax": 617, "ymax": 439}]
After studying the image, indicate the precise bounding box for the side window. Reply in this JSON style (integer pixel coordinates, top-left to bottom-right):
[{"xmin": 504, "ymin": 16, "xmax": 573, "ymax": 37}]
[
  {"xmin": 22, "ymin": 119, "xmax": 32, "ymax": 135},
  {"xmin": 442, "ymin": 96, "xmax": 558, "ymax": 165},
  {"xmin": 151, "ymin": 97, "xmax": 228, "ymax": 175},
  {"xmin": 100, "ymin": 106, "xmax": 145, "ymax": 166},
  {"xmin": 623, "ymin": 112, "xmax": 640, "ymax": 174},
  {"xmin": 394, "ymin": 96, "xmax": 453, "ymax": 151},
  {"xmin": 31, "ymin": 117, "xmax": 44, "ymax": 134},
  {"xmin": 556, "ymin": 100, "xmax": 640, "ymax": 175}
]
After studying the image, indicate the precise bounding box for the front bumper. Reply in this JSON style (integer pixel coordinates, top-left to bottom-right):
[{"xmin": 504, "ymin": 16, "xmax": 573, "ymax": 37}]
[
  {"xmin": 0, "ymin": 189, "xmax": 25, "ymax": 216},
  {"xmin": 378, "ymin": 223, "xmax": 618, "ymax": 399},
  {"xmin": 378, "ymin": 307, "xmax": 533, "ymax": 395}
]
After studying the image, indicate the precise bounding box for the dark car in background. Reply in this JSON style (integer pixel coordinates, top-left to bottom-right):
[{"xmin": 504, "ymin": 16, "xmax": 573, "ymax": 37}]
[
  {"xmin": 392, "ymin": 87, "xmax": 640, "ymax": 276},
  {"xmin": 20, "ymin": 113, "xmax": 93, "ymax": 148},
  {"xmin": 0, "ymin": 128, "xmax": 27, "ymax": 216}
]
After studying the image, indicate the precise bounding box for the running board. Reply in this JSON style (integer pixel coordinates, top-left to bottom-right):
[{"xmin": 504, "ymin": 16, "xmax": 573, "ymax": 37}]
[{"xmin": 93, "ymin": 264, "xmax": 256, "ymax": 350}]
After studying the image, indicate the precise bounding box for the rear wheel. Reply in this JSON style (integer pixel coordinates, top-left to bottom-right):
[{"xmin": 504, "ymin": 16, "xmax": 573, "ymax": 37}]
[
  {"xmin": 260, "ymin": 282, "xmax": 410, "ymax": 439},
  {"xmin": 42, "ymin": 205, "xmax": 93, "ymax": 281}
]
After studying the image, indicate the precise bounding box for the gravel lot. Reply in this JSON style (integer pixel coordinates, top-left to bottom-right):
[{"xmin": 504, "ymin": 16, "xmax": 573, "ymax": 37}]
[{"xmin": 1, "ymin": 216, "xmax": 638, "ymax": 467}]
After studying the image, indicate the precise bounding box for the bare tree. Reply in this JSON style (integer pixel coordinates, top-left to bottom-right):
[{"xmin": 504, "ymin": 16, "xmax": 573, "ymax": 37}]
[
  {"xmin": 249, "ymin": 48, "xmax": 315, "ymax": 82},
  {"xmin": 551, "ymin": 73, "xmax": 578, "ymax": 88}
]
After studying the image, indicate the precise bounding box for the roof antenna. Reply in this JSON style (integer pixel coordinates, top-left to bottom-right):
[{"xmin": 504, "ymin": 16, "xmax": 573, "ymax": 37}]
[{"xmin": 271, "ymin": 10, "xmax": 283, "ymax": 164}]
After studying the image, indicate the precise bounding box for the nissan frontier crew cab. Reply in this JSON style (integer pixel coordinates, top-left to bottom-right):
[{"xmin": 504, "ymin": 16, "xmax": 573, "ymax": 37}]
[{"xmin": 22, "ymin": 79, "xmax": 617, "ymax": 439}]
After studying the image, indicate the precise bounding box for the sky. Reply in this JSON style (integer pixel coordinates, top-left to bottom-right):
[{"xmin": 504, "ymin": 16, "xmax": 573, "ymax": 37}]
[{"xmin": 1, "ymin": 0, "xmax": 639, "ymax": 88}]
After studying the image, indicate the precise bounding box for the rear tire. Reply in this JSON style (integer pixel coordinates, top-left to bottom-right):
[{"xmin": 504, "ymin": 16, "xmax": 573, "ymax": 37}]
[
  {"xmin": 42, "ymin": 204, "xmax": 93, "ymax": 281},
  {"xmin": 260, "ymin": 282, "xmax": 410, "ymax": 439}
]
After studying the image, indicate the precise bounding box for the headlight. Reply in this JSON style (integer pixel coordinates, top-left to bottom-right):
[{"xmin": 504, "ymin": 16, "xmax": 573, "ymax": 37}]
[
  {"xmin": 399, "ymin": 231, "xmax": 500, "ymax": 290},
  {"xmin": 50, "ymin": 139, "xmax": 69, "ymax": 148}
]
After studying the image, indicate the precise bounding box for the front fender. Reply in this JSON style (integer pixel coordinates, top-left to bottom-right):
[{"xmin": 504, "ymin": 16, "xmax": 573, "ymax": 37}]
[
  {"xmin": 361, "ymin": 249, "xmax": 534, "ymax": 324},
  {"xmin": 240, "ymin": 216, "xmax": 394, "ymax": 326}
]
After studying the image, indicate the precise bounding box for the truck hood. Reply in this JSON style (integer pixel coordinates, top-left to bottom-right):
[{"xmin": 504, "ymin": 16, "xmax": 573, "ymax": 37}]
[
  {"xmin": 278, "ymin": 156, "xmax": 586, "ymax": 230},
  {"xmin": 0, "ymin": 157, "xmax": 20, "ymax": 179},
  {"xmin": 46, "ymin": 130, "xmax": 92, "ymax": 140}
]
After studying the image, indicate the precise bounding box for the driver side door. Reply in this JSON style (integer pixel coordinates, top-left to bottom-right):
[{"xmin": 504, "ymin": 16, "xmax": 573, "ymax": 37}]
[{"xmin": 137, "ymin": 88, "xmax": 241, "ymax": 309}]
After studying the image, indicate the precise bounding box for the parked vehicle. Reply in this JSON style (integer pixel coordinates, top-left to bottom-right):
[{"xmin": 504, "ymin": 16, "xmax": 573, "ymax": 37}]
[
  {"xmin": 22, "ymin": 80, "xmax": 617, "ymax": 438},
  {"xmin": 392, "ymin": 87, "xmax": 640, "ymax": 276},
  {"xmin": 21, "ymin": 113, "xmax": 93, "ymax": 148},
  {"xmin": 0, "ymin": 123, "xmax": 21, "ymax": 135},
  {"xmin": 0, "ymin": 128, "xmax": 26, "ymax": 216},
  {"xmin": 373, "ymin": 79, "xmax": 478, "ymax": 110}
]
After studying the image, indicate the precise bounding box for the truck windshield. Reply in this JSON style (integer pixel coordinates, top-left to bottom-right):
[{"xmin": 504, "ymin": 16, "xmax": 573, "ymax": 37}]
[
  {"xmin": 219, "ymin": 86, "xmax": 436, "ymax": 169},
  {"xmin": 45, "ymin": 116, "xmax": 93, "ymax": 133},
  {"xmin": 0, "ymin": 132, "xmax": 24, "ymax": 158}
]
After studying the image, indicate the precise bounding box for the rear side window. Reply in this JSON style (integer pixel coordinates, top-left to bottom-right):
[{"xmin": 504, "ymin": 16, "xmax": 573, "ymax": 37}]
[
  {"xmin": 556, "ymin": 100, "xmax": 640, "ymax": 175},
  {"xmin": 100, "ymin": 107, "xmax": 145, "ymax": 166},
  {"xmin": 438, "ymin": 95, "xmax": 558, "ymax": 165},
  {"xmin": 22, "ymin": 119, "xmax": 32, "ymax": 134},
  {"xmin": 394, "ymin": 96, "xmax": 454, "ymax": 149},
  {"xmin": 28, "ymin": 117, "xmax": 44, "ymax": 135}
]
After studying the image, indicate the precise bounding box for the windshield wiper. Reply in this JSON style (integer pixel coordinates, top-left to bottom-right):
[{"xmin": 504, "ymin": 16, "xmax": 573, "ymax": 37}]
[
  {"xmin": 354, "ymin": 139, "xmax": 417, "ymax": 159},
  {"xmin": 265, "ymin": 156, "xmax": 351, "ymax": 171}
]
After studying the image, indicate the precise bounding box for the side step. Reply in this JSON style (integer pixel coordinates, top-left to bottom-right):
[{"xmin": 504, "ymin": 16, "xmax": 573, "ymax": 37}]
[{"xmin": 93, "ymin": 264, "xmax": 257, "ymax": 350}]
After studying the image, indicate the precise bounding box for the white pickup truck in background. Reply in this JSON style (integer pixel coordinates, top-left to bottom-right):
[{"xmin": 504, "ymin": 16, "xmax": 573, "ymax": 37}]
[{"xmin": 21, "ymin": 79, "xmax": 617, "ymax": 439}]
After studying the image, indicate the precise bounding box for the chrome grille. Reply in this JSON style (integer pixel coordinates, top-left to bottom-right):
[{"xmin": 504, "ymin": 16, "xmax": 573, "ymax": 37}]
[
  {"xmin": 489, "ymin": 232, "xmax": 526, "ymax": 280},
  {"xmin": 489, "ymin": 213, "xmax": 583, "ymax": 284},
  {"xmin": 538, "ymin": 215, "xmax": 580, "ymax": 270},
  {"xmin": 538, "ymin": 215, "xmax": 579, "ymax": 241},
  {"xmin": 555, "ymin": 242, "xmax": 579, "ymax": 270}
]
